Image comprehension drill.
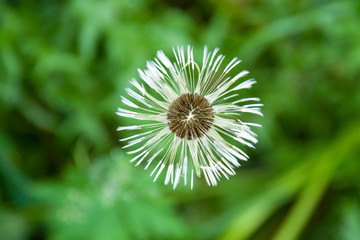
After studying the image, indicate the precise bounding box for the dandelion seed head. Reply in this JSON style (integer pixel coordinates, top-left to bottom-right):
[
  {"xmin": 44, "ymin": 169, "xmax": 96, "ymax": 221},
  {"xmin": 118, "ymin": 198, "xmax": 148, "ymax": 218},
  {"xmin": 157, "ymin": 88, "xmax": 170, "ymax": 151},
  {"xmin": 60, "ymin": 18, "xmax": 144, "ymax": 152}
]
[{"xmin": 117, "ymin": 45, "xmax": 262, "ymax": 189}]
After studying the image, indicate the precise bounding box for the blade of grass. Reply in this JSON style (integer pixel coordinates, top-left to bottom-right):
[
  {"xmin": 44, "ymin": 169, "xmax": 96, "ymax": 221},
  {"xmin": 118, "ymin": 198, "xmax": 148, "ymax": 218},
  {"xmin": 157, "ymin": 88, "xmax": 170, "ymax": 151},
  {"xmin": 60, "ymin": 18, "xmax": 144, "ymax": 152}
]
[
  {"xmin": 219, "ymin": 158, "xmax": 310, "ymax": 240},
  {"xmin": 273, "ymin": 121, "xmax": 360, "ymax": 240}
]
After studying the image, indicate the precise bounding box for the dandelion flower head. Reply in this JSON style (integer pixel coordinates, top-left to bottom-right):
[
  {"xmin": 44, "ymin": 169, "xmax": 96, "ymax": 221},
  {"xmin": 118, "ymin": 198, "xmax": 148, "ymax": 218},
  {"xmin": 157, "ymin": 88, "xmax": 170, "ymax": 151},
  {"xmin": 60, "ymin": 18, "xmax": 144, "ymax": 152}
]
[{"xmin": 117, "ymin": 45, "xmax": 262, "ymax": 189}]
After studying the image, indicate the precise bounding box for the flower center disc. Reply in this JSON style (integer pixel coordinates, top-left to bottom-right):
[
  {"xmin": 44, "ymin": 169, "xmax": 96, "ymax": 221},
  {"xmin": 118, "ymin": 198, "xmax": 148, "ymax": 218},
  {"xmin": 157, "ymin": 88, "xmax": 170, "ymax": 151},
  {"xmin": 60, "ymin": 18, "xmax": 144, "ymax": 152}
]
[{"xmin": 167, "ymin": 93, "xmax": 214, "ymax": 140}]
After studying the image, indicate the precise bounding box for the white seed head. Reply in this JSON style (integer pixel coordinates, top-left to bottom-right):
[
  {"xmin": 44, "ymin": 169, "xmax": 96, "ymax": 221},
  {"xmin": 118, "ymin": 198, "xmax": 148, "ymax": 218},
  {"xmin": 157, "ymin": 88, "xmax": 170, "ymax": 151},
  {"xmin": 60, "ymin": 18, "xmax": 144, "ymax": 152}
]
[{"xmin": 116, "ymin": 45, "xmax": 262, "ymax": 189}]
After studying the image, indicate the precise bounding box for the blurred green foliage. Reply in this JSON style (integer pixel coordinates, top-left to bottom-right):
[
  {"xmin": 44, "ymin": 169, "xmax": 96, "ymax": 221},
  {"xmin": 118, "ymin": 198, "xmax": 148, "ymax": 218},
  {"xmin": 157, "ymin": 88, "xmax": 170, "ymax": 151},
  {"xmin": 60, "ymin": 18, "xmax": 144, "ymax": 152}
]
[{"xmin": 1, "ymin": 0, "xmax": 360, "ymax": 239}]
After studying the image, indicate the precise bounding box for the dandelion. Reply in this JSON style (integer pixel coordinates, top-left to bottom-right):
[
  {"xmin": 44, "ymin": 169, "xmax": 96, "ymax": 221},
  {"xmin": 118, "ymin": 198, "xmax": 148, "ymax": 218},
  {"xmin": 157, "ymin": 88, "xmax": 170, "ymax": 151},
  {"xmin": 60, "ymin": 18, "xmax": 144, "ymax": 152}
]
[{"xmin": 117, "ymin": 45, "xmax": 262, "ymax": 189}]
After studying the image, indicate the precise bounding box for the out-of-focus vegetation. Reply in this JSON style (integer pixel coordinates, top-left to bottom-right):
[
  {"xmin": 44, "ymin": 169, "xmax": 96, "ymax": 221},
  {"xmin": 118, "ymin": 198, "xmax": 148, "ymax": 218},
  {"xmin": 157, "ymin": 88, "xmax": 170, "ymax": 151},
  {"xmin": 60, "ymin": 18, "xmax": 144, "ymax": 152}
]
[{"xmin": 1, "ymin": 0, "xmax": 360, "ymax": 239}]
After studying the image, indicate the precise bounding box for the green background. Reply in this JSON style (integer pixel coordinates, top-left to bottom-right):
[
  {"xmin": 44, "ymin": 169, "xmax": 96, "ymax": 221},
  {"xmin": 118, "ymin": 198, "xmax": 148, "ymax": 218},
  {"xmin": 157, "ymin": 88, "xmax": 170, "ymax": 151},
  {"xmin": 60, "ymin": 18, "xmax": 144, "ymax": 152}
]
[{"xmin": 1, "ymin": 0, "xmax": 360, "ymax": 239}]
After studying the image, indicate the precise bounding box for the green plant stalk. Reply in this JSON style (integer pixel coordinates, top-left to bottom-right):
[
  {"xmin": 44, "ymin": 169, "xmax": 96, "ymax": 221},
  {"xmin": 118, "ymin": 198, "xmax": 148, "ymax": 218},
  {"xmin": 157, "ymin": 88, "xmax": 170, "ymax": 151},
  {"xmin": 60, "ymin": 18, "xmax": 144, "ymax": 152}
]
[
  {"xmin": 273, "ymin": 121, "xmax": 360, "ymax": 240},
  {"xmin": 220, "ymin": 156, "xmax": 311, "ymax": 240}
]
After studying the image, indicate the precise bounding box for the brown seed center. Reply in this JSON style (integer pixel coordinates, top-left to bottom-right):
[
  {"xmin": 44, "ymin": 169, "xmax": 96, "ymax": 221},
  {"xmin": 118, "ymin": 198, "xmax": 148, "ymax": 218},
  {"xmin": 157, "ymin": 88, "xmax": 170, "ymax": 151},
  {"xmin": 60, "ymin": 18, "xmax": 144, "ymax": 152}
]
[{"xmin": 167, "ymin": 93, "xmax": 214, "ymax": 140}]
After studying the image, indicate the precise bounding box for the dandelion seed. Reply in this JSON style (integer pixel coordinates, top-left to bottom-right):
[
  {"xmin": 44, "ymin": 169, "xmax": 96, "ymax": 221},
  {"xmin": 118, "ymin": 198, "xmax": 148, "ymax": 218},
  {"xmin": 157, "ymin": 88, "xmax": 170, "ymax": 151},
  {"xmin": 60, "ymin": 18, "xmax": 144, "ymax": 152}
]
[{"xmin": 117, "ymin": 45, "xmax": 262, "ymax": 189}]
